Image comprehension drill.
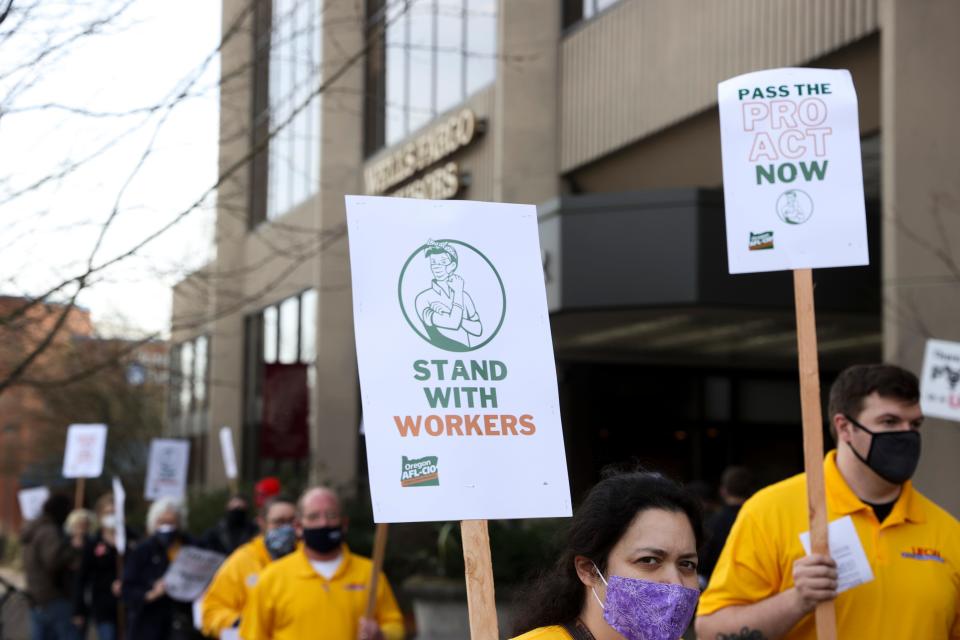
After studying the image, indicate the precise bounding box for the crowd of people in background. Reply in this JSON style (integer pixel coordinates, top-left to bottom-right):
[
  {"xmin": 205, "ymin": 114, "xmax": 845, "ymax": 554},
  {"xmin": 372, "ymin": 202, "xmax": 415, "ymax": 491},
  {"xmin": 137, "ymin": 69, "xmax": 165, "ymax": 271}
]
[{"xmin": 12, "ymin": 363, "xmax": 960, "ymax": 640}]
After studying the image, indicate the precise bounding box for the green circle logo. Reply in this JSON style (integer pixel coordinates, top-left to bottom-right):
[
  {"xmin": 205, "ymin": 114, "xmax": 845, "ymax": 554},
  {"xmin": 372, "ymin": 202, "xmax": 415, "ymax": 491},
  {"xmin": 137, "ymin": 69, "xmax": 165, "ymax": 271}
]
[{"xmin": 398, "ymin": 239, "xmax": 506, "ymax": 352}]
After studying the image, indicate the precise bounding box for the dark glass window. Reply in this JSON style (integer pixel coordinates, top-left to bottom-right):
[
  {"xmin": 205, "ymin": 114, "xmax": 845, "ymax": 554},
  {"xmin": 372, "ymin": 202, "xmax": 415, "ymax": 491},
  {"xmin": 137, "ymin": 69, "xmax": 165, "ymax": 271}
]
[{"xmin": 364, "ymin": 0, "xmax": 497, "ymax": 155}]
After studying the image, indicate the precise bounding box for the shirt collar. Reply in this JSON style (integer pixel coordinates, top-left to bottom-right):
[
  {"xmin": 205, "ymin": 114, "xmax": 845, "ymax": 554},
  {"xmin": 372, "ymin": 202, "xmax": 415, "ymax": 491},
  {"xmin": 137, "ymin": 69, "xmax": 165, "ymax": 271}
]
[
  {"xmin": 294, "ymin": 544, "xmax": 351, "ymax": 579},
  {"xmin": 825, "ymin": 450, "xmax": 925, "ymax": 525},
  {"xmin": 431, "ymin": 280, "xmax": 450, "ymax": 297}
]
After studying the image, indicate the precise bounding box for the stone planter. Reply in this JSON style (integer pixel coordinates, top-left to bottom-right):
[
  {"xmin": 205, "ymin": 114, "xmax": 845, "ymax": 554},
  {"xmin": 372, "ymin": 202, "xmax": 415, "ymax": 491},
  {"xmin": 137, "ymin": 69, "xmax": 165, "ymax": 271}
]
[{"xmin": 403, "ymin": 576, "xmax": 515, "ymax": 639}]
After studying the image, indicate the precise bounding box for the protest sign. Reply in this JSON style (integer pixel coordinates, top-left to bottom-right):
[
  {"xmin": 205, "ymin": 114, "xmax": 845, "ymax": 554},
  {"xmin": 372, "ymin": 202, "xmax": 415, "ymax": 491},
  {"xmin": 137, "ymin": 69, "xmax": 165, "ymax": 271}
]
[
  {"xmin": 218, "ymin": 426, "xmax": 239, "ymax": 481},
  {"xmin": 920, "ymin": 339, "xmax": 960, "ymax": 422},
  {"xmin": 17, "ymin": 486, "xmax": 49, "ymax": 521},
  {"xmin": 348, "ymin": 195, "xmax": 572, "ymax": 638},
  {"xmin": 718, "ymin": 67, "xmax": 867, "ymax": 274},
  {"xmin": 112, "ymin": 476, "xmax": 127, "ymax": 555},
  {"xmin": 145, "ymin": 439, "xmax": 190, "ymax": 500},
  {"xmin": 346, "ymin": 195, "xmax": 572, "ymax": 523},
  {"xmin": 62, "ymin": 423, "xmax": 108, "ymax": 478},
  {"xmin": 162, "ymin": 546, "xmax": 225, "ymax": 602},
  {"xmin": 717, "ymin": 67, "xmax": 871, "ymax": 640}
]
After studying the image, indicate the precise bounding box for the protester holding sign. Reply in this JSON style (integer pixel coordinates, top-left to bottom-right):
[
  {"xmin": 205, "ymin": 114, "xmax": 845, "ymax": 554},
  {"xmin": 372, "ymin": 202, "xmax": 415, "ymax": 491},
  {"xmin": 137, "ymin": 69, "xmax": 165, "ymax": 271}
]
[
  {"xmin": 240, "ymin": 487, "xmax": 404, "ymax": 640},
  {"xmin": 510, "ymin": 471, "xmax": 703, "ymax": 640},
  {"xmin": 122, "ymin": 498, "xmax": 203, "ymax": 640},
  {"xmin": 696, "ymin": 364, "xmax": 960, "ymax": 639},
  {"xmin": 73, "ymin": 494, "xmax": 123, "ymax": 640},
  {"xmin": 22, "ymin": 494, "xmax": 79, "ymax": 640},
  {"xmin": 201, "ymin": 495, "xmax": 297, "ymax": 637}
]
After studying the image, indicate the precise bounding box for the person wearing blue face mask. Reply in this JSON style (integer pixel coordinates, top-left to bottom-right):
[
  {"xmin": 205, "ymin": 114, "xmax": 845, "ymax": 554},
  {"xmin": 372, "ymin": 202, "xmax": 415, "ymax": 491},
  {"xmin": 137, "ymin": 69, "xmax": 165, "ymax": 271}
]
[
  {"xmin": 511, "ymin": 471, "xmax": 704, "ymax": 640},
  {"xmin": 200, "ymin": 495, "xmax": 297, "ymax": 637},
  {"xmin": 121, "ymin": 498, "xmax": 202, "ymax": 640}
]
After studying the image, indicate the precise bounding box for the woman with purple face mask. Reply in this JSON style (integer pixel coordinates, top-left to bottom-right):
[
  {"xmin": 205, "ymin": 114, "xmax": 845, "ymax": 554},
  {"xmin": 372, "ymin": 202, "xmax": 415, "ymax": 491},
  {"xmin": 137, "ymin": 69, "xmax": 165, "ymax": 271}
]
[{"xmin": 511, "ymin": 471, "xmax": 704, "ymax": 640}]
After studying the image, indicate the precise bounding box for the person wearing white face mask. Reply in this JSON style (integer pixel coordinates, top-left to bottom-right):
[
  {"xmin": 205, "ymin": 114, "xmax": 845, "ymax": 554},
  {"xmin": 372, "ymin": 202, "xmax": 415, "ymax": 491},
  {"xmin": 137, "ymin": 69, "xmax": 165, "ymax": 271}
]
[
  {"xmin": 121, "ymin": 498, "xmax": 203, "ymax": 640},
  {"xmin": 511, "ymin": 471, "xmax": 704, "ymax": 640}
]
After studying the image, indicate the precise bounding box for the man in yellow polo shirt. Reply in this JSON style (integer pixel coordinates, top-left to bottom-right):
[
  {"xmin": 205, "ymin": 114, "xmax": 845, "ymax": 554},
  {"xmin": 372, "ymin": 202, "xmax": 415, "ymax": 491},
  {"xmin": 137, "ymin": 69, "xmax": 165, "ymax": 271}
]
[
  {"xmin": 240, "ymin": 487, "xmax": 404, "ymax": 640},
  {"xmin": 201, "ymin": 495, "xmax": 297, "ymax": 637},
  {"xmin": 696, "ymin": 364, "xmax": 960, "ymax": 639}
]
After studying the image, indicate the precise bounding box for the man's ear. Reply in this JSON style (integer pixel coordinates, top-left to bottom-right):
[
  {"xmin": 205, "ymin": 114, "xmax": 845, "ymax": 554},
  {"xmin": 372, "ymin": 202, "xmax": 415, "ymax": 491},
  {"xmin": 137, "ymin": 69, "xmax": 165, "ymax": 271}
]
[
  {"xmin": 574, "ymin": 555, "xmax": 600, "ymax": 587},
  {"xmin": 833, "ymin": 413, "xmax": 853, "ymax": 443}
]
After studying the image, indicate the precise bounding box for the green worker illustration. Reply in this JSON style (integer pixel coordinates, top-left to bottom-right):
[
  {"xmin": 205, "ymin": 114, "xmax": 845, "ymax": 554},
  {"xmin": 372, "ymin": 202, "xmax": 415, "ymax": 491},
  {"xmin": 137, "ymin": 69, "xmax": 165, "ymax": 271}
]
[{"xmin": 414, "ymin": 240, "xmax": 482, "ymax": 351}]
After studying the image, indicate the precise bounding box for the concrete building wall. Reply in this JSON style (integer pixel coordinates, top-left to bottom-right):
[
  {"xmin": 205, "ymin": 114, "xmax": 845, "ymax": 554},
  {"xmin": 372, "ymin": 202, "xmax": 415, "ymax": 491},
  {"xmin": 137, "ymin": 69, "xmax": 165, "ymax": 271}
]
[
  {"xmin": 560, "ymin": 0, "xmax": 880, "ymax": 172},
  {"xmin": 881, "ymin": 0, "xmax": 960, "ymax": 516}
]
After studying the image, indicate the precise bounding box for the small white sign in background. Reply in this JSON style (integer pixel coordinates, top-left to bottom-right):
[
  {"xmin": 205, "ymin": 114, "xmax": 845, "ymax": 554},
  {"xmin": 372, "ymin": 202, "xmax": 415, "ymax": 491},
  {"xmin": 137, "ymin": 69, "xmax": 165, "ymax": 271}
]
[
  {"xmin": 112, "ymin": 476, "xmax": 127, "ymax": 555},
  {"xmin": 145, "ymin": 439, "xmax": 191, "ymax": 500},
  {"xmin": 62, "ymin": 423, "xmax": 108, "ymax": 478},
  {"xmin": 17, "ymin": 486, "xmax": 50, "ymax": 521},
  {"xmin": 219, "ymin": 426, "xmax": 238, "ymax": 480},
  {"xmin": 718, "ymin": 67, "xmax": 868, "ymax": 274},
  {"xmin": 162, "ymin": 546, "xmax": 225, "ymax": 602},
  {"xmin": 347, "ymin": 196, "xmax": 572, "ymax": 523},
  {"xmin": 920, "ymin": 339, "xmax": 960, "ymax": 423}
]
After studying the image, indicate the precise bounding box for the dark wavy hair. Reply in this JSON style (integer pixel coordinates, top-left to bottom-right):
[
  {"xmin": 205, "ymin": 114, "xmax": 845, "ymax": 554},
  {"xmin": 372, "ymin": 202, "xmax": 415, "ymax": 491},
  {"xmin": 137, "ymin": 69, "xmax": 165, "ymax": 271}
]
[{"xmin": 511, "ymin": 470, "xmax": 703, "ymax": 636}]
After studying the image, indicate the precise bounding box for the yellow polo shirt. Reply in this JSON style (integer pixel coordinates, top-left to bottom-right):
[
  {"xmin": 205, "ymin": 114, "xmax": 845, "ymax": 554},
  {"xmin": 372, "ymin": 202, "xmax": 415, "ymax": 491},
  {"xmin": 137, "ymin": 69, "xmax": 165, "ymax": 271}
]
[
  {"xmin": 240, "ymin": 544, "xmax": 404, "ymax": 640},
  {"xmin": 511, "ymin": 625, "xmax": 573, "ymax": 639},
  {"xmin": 201, "ymin": 535, "xmax": 272, "ymax": 636},
  {"xmin": 698, "ymin": 451, "xmax": 960, "ymax": 639}
]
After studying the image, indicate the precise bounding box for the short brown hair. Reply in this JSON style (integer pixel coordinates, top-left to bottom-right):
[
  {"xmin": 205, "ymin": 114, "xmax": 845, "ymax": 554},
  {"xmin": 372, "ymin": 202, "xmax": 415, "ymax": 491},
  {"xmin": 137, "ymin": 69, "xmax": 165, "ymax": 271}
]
[
  {"xmin": 827, "ymin": 364, "xmax": 919, "ymax": 440},
  {"xmin": 720, "ymin": 466, "xmax": 755, "ymax": 500}
]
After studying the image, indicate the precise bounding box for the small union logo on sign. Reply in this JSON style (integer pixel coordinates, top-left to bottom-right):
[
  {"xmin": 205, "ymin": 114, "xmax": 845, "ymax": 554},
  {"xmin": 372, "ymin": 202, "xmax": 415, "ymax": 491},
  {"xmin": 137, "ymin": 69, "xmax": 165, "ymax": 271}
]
[
  {"xmin": 401, "ymin": 455, "xmax": 439, "ymax": 487},
  {"xmin": 749, "ymin": 231, "xmax": 774, "ymax": 251}
]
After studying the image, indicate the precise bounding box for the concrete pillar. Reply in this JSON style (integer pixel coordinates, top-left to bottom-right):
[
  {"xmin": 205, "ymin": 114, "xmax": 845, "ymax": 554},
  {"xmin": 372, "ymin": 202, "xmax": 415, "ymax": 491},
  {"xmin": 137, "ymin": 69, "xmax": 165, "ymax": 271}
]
[
  {"xmin": 206, "ymin": 0, "xmax": 255, "ymax": 488},
  {"xmin": 493, "ymin": 0, "xmax": 561, "ymax": 204},
  {"xmin": 310, "ymin": 1, "xmax": 366, "ymax": 490},
  {"xmin": 881, "ymin": 0, "xmax": 960, "ymax": 516}
]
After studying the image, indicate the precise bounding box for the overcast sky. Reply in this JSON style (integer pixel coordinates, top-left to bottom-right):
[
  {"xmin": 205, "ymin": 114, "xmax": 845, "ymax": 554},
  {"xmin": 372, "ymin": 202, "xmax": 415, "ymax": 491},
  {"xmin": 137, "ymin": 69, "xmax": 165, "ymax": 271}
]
[{"xmin": 0, "ymin": 0, "xmax": 222, "ymax": 337}]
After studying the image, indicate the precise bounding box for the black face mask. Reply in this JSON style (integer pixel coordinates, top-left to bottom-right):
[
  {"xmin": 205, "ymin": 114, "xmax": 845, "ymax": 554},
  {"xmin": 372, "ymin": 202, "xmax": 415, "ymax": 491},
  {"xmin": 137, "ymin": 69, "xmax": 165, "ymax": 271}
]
[
  {"xmin": 302, "ymin": 526, "xmax": 343, "ymax": 554},
  {"xmin": 225, "ymin": 508, "xmax": 248, "ymax": 529},
  {"xmin": 845, "ymin": 415, "xmax": 921, "ymax": 485},
  {"xmin": 155, "ymin": 525, "xmax": 178, "ymax": 548}
]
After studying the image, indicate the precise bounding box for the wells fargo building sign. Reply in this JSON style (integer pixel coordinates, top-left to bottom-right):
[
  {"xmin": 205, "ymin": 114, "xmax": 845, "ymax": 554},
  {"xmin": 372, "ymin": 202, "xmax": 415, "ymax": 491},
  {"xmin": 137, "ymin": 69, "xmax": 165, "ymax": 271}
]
[{"xmin": 364, "ymin": 109, "xmax": 482, "ymax": 200}]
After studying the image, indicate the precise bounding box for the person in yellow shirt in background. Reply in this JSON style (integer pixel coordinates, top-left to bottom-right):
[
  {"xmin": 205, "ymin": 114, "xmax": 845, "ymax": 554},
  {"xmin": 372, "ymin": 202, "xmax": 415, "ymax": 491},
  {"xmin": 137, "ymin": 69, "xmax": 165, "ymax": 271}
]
[
  {"xmin": 201, "ymin": 495, "xmax": 297, "ymax": 637},
  {"xmin": 240, "ymin": 487, "xmax": 404, "ymax": 640},
  {"xmin": 696, "ymin": 363, "xmax": 960, "ymax": 639},
  {"xmin": 510, "ymin": 471, "xmax": 703, "ymax": 640}
]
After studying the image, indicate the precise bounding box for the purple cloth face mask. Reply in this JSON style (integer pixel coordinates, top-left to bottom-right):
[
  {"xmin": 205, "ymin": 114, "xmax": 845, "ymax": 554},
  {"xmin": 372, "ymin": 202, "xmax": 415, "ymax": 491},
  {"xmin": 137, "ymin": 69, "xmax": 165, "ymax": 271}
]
[{"xmin": 592, "ymin": 566, "xmax": 700, "ymax": 640}]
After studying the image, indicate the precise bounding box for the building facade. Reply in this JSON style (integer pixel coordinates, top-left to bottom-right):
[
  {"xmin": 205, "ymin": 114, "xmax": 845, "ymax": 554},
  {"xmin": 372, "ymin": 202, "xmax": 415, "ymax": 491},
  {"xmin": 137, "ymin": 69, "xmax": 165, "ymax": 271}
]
[{"xmin": 172, "ymin": 0, "xmax": 960, "ymax": 514}]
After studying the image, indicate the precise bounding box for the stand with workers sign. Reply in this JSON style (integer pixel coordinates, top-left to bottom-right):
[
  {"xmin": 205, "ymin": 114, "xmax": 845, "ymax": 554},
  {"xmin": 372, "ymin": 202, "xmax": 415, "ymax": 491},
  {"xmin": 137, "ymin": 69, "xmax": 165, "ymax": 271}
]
[
  {"xmin": 718, "ymin": 67, "xmax": 868, "ymax": 639},
  {"xmin": 347, "ymin": 195, "xmax": 572, "ymax": 638}
]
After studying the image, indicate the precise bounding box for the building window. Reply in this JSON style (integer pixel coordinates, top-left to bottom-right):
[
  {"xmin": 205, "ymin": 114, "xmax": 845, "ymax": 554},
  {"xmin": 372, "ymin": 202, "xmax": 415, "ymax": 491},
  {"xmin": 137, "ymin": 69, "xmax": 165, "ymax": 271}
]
[
  {"xmin": 364, "ymin": 0, "xmax": 497, "ymax": 154},
  {"xmin": 250, "ymin": 0, "xmax": 323, "ymax": 227},
  {"xmin": 243, "ymin": 289, "xmax": 316, "ymax": 478},
  {"xmin": 563, "ymin": 0, "xmax": 621, "ymax": 28},
  {"xmin": 168, "ymin": 335, "xmax": 211, "ymax": 435}
]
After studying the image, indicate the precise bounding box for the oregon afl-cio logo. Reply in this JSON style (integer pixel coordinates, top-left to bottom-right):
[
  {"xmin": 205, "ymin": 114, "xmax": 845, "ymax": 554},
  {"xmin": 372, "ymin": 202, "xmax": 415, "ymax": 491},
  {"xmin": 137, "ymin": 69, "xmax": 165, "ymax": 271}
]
[{"xmin": 398, "ymin": 239, "xmax": 506, "ymax": 352}]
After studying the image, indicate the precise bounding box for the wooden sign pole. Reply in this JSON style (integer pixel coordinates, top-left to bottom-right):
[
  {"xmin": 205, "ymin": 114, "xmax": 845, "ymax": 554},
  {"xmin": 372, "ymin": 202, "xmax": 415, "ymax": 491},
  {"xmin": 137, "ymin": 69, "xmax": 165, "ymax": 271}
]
[
  {"xmin": 793, "ymin": 268, "xmax": 837, "ymax": 640},
  {"xmin": 364, "ymin": 523, "xmax": 390, "ymax": 619},
  {"xmin": 74, "ymin": 477, "xmax": 86, "ymax": 510},
  {"xmin": 461, "ymin": 519, "xmax": 498, "ymax": 640}
]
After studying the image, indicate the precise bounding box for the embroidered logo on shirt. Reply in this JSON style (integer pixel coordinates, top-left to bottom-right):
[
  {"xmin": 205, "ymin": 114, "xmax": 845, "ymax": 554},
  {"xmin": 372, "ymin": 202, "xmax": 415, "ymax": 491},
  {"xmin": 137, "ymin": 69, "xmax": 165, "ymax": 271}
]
[
  {"xmin": 901, "ymin": 546, "xmax": 945, "ymax": 563},
  {"xmin": 344, "ymin": 583, "xmax": 367, "ymax": 591},
  {"xmin": 246, "ymin": 573, "xmax": 259, "ymax": 587}
]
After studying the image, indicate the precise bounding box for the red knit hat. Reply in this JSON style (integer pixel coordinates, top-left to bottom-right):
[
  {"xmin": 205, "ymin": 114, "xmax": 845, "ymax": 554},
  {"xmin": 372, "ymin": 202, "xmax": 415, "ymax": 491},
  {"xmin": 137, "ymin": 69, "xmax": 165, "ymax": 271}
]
[{"xmin": 254, "ymin": 476, "xmax": 281, "ymax": 507}]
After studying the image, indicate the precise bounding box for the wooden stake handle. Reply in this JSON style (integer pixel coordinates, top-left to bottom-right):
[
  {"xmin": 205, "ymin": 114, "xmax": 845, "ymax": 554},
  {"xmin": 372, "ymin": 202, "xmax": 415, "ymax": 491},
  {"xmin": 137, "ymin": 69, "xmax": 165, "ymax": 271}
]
[
  {"xmin": 461, "ymin": 520, "xmax": 498, "ymax": 640},
  {"xmin": 74, "ymin": 478, "xmax": 86, "ymax": 510},
  {"xmin": 365, "ymin": 524, "xmax": 389, "ymax": 619},
  {"xmin": 793, "ymin": 269, "xmax": 837, "ymax": 640}
]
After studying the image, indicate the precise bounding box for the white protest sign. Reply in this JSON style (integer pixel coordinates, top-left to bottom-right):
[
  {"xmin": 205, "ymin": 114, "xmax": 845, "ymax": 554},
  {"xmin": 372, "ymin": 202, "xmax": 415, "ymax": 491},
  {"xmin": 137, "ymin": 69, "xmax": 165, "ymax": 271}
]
[
  {"xmin": 17, "ymin": 487, "xmax": 49, "ymax": 521},
  {"xmin": 62, "ymin": 423, "xmax": 108, "ymax": 478},
  {"xmin": 145, "ymin": 439, "xmax": 190, "ymax": 500},
  {"xmin": 920, "ymin": 339, "xmax": 960, "ymax": 422},
  {"xmin": 218, "ymin": 427, "xmax": 238, "ymax": 480},
  {"xmin": 718, "ymin": 67, "xmax": 868, "ymax": 274},
  {"xmin": 112, "ymin": 476, "xmax": 127, "ymax": 555},
  {"xmin": 161, "ymin": 546, "xmax": 225, "ymax": 602},
  {"xmin": 347, "ymin": 196, "xmax": 572, "ymax": 523},
  {"xmin": 801, "ymin": 516, "xmax": 874, "ymax": 593}
]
